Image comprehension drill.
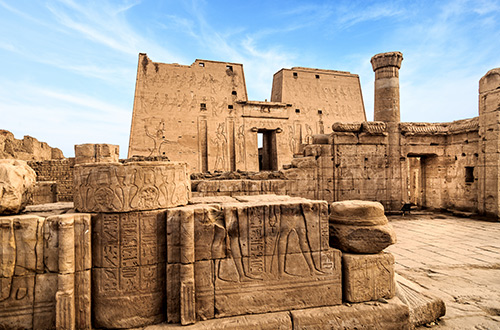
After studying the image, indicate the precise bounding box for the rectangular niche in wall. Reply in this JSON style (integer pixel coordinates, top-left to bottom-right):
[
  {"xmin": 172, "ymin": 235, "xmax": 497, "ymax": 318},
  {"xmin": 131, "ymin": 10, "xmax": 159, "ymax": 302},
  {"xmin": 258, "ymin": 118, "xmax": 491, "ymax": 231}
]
[{"xmin": 465, "ymin": 166, "xmax": 474, "ymax": 183}]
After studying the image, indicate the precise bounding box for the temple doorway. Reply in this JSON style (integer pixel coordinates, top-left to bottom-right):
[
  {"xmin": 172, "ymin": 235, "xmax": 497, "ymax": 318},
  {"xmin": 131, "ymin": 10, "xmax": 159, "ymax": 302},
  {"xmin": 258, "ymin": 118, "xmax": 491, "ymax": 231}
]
[{"xmin": 258, "ymin": 129, "xmax": 278, "ymax": 171}]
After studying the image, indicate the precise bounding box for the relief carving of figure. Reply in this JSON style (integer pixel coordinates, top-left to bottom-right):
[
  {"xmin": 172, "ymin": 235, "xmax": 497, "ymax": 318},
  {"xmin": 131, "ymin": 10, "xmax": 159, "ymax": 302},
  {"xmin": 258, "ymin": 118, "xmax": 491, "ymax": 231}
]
[
  {"xmin": 305, "ymin": 124, "xmax": 313, "ymax": 144},
  {"xmin": 213, "ymin": 123, "xmax": 227, "ymax": 171},
  {"xmin": 288, "ymin": 125, "xmax": 297, "ymax": 154},
  {"xmin": 277, "ymin": 204, "xmax": 324, "ymax": 278},
  {"xmin": 236, "ymin": 125, "xmax": 246, "ymax": 165},
  {"xmin": 144, "ymin": 117, "xmax": 175, "ymax": 157}
]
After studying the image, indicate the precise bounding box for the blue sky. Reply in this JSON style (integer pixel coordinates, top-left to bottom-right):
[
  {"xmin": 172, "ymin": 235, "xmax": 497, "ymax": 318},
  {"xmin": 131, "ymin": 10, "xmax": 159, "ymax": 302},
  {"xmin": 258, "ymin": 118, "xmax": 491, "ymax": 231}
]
[{"xmin": 1, "ymin": 0, "xmax": 499, "ymax": 158}]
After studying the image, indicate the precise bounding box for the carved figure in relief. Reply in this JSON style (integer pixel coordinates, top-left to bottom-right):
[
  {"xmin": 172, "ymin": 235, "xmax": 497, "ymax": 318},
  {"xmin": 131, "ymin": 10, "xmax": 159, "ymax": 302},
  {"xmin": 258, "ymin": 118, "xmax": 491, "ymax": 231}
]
[
  {"xmin": 236, "ymin": 125, "xmax": 246, "ymax": 164},
  {"xmin": 288, "ymin": 126, "xmax": 297, "ymax": 154},
  {"xmin": 144, "ymin": 117, "xmax": 175, "ymax": 157},
  {"xmin": 278, "ymin": 204, "xmax": 324, "ymax": 278},
  {"xmin": 220, "ymin": 207, "xmax": 262, "ymax": 282},
  {"xmin": 87, "ymin": 168, "xmax": 124, "ymax": 212},
  {"xmin": 0, "ymin": 219, "xmax": 15, "ymax": 301},
  {"xmin": 213, "ymin": 123, "xmax": 227, "ymax": 171},
  {"xmin": 305, "ymin": 124, "xmax": 313, "ymax": 144}
]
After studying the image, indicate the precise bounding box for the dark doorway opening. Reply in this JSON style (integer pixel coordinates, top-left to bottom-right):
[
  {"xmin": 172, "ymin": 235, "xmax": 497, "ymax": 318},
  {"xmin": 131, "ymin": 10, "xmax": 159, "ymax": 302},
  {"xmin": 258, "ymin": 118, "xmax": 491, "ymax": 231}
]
[{"xmin": 258, "ymin": 129, "xmax": 278, "ymax": 171}]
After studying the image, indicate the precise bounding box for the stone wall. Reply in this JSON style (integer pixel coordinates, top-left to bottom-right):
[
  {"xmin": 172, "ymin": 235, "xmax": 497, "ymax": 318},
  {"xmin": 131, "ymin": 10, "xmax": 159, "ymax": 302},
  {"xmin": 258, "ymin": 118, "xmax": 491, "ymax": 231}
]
[
  {"xmin": 0, "ymin": 129, "xmax": 63, "ymax": 161},
  {"xmin": 127, "ymin": 54, "xmax": 366, "ymax": 173},
  {"xmin": 0, "ymin": 213, "xmax": 91, "ymax": 330},
  {"xmin": 28, "ymin": 158, "xmax": 75, "ymax": 202}
]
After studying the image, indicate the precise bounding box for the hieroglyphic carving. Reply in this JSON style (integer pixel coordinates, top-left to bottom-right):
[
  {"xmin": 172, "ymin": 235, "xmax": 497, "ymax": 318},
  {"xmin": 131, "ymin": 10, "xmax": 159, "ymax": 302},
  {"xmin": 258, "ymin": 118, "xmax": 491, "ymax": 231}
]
[
  {"xmin": 74, "ymin": 161, "xmax": 190, "ymax": 213},
  {"xmin": 288, "ymin": 125, "xmax": 297, "ymax": 154},
  {"xmin": 92, "ymin": 210, "xmax": 166, "ymax": 328},
  {"xmin": 164, "ymin": 199, "xmax": 341, "ymax": 323}
]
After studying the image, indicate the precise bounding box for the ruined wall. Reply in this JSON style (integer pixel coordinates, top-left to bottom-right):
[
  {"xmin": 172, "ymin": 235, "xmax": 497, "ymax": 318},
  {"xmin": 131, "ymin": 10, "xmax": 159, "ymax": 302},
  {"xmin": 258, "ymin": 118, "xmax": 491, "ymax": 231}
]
[
  {"xmin": 0, "ymin": 214, "xmax": 91, "ymax": 330},
  {"xmin": 0, "ymin": 130, "xmax": 64, "ymax": 161},
  {"xmin": 128, "ymin": 54, "xmax": 366, "ymax": 173},
  {"xmin": 28, "ymin": 159, "xmax": 75, "ymax": 202}
]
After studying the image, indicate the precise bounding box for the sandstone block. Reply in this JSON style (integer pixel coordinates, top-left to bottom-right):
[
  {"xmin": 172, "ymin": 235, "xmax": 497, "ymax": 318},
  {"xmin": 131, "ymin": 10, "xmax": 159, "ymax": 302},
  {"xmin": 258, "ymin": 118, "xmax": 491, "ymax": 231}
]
[
  {"xmin": 75, "ymin": 270, "xmax": 91, "ymax": 330},
  {"xmin": 0, "ymin": 275, "xmax": 35, "ymax": 329},
  {"xmin": 0, "ymin": 159, "xmax": 36, "ymax": 214},
  {"xmin": 396, "ymin": 273, "xmax": 446, "ymax": 328},
  {"xmin": 74, "ymin": 161, "xmax": 190, "ymax": 213},
  {"xmin": 34, "ymin": 273, "xmax": 58, "ymax": 330},
  {"xmin": 329, "ymin": 200, "xmax": 396, "ymax": 253},
  {"xmin": 31, "ymin": 181, "xmax": 57, "ymax": 205},
  {"xmin": 92, "ymin": 210, "xmax": 166, "ymax": 328},
  {"xmin": 290, "ymin": 297, "xmax": 411, "ymax": 330},
  {"xmin": 343, "ymin": 252, "xmax": 396, "ymax": 303},
  {"xmin": 74, "ymin": 143, "xmax": 120, "ymax": 164},
  {"xmin": 213, "ymin": 249, "xmax": 342, "ymax": 318},
  {"xmin": 92, "ymin": 266, "xmax": 166, "ymax": 329}
]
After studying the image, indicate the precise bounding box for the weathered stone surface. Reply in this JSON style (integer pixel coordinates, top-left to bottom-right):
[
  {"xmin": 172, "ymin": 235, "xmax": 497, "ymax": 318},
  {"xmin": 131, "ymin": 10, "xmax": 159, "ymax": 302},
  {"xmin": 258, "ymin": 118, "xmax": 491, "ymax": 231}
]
[
  {"xmin": 343, "ymin": 252, "xmax": 396, "ymax": 303},
  {"xmin": 214, "ymin": 250, "xmax": 342, "ymax": 318},
  {"xmin": 31, "ymin": 181, "xmax": 57, "ymax": 205},
  {"xmin": 34, "ymin": 273, "xmax": 57, "ymax": 330},
  {"xmin": 0, "ymin": 159, "xmax": 36, "ymax": 214},
  {"xmin": 396, "ymin": 273, "xmax": 446, "ymax": 328},
  {"xmin": 166, "ymin": 198, "xmax": 339, "ymax": 323},
  {"xmin": 74, "ymin": 161, "xmax": 190, "ymax": 212},
  {"xmin": 146, "ymin": 311, "xmax": 292, "ymax": 330},
  {"xmin": 92, "ymin": 210, "xmax": 166, "ymax": 329},
  {"xmin": 0, "ymin": 275, "xmax": 35, "ymax": 329},
  {"xmin": 329, "ymin": 200, "xmax": 396, "ymax": 253},
  {"xmin": 290, "ymin": 297, "xmax": 411, "ymax": 330},
  {"xmin": 74, "ymin": 143, "xmax": 120, "ymax": 164},
  {"xmin": 0, "ymin": 129, "xmax": 64, "ymax": 161},
  {"xmin": 75, "ymin": 270, "xmax": 91, "ymax": 330}
]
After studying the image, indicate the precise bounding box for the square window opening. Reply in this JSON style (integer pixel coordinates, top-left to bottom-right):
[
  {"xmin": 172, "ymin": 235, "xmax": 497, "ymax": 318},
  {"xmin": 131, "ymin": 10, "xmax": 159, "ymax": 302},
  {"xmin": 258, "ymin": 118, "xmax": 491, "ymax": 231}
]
[
  {"xmin": 228, "ymin": 105, "xmax": 233, "ymax": 110},
  {"xmin": 318, "ymin": 110, "xmax": 323, "ymax": 115},
  {"xmin": 315, "ymin": 75, "xmax": 320, "ymax": 79},
  {"xmin": 293, "ymin": 72, "xmax": 298, "ymax": 78},
  {"xmin": 226, "ymin": 65, "xmax": 233, "ymax": 71},
  {"xmin": 232, "ymin": 91, "xmax": 237, "ymax": 95},
  {"xmin": 199, "ymin": 62, "xmax": 205, "ymax": 67},
  {"xmin": 295, "ymin": 109, "xmax": 300, "ymax": 113}
]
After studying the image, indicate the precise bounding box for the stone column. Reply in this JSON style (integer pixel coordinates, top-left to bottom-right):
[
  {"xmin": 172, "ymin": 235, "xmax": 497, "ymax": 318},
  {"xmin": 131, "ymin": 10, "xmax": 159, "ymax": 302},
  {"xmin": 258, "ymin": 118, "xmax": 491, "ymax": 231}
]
[
  {"xmin": 371, "ymin": 52, "xmax": 406, "ymax": 211},
  {"xmin": 56, "ymin": 216, "xmax": 75, "ymax": 330},
  {"xmin": 371, "ymin": 52, "xmax": 403, "ymax": 123},
  {"xmin": 478, "ymin": 68, "xmax": 500, "ymax": 218}
]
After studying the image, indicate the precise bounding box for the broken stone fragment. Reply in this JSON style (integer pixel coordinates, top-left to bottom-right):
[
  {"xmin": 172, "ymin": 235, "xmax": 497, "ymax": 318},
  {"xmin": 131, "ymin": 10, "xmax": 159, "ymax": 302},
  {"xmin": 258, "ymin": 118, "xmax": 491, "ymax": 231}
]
[
  {"xmin": 329, "ymin": 200, "xmax": 396, "ymax": 253},
  {"xmin": 0, "ymin": 159, "xmax": 36, "ymax": 215}
]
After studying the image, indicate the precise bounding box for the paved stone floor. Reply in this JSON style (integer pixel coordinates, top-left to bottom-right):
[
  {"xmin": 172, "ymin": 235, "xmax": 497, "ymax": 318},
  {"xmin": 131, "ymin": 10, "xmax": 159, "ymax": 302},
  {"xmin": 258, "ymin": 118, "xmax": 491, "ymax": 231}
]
[{"xmin": 387, "ymin": 212, "xmax": 500, "ymax": 329}]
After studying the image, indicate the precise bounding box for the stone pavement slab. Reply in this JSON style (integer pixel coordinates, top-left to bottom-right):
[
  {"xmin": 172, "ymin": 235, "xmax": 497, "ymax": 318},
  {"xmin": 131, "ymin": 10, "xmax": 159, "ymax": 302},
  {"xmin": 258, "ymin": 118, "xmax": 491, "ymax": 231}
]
[{"xmin": 387, "ymin": 212, "xmax": 500, "ymax": 329}]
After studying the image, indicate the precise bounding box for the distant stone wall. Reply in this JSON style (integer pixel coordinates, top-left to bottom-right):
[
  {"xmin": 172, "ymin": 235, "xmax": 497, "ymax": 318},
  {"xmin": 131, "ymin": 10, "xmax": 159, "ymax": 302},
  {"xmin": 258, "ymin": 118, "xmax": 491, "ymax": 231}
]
[
  {"xmin": 28, "ymin": 158, "xmax": 75, "ymax": 202},
  {"xmin": 0, "ymin": 129, "xmax": 64, "ymax": 161}
]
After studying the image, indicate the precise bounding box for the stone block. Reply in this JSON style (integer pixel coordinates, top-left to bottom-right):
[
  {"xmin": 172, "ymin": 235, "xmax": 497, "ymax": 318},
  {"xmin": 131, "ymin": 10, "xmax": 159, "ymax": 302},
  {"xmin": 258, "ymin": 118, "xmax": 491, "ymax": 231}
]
[
  {"xmin": 146, "ymin": 311, "xmax": 292, "ymax": 330},
  {"xmin": 343, "ymin": 252, "xmax": 396, "ymax": 303},
  {"xmin": 34, "ymin": 273, "xmax": 57, "ymax": 330},
  {"xmin": 0, "ymin": 159, "xmax": 36, "ymax": 214},
  {"xmin": 329, "ymin": 200, "xmax": 396, "ymax": 253},
  {"xmin": 75, "ymin": 270, "xmax": 91, "ymax": 330},
  {"xmin": 290, "ymin": 297, "xmax": 410, "ymax": 330},
  {"xmin": 74, "ymin": 143, "xmax": 120, "ymax": 164},
  {"xmin": 92, "ymin": 265, "xmax": 166, "ymax": 329},
  {"xmin": 396, "ymin": 273, "xmax": 446, "ymax": 328},
  {"xmin": 0, "ymin": 275, "xmax": 35, "ymax": 329},
  {"xmin": 213, "ymin": 249, "xmax": 342, "ymax": 318},
  {"xmin": 92, "ymin": 211, "xmax": 166, "ymax": 268},
  {"xmin": 31, "ymin": 181, "xmax": 57, "ymax": 205},
  {"xmin": 74, "ymin": 161, "xmax": 190, "ymax": 213}
]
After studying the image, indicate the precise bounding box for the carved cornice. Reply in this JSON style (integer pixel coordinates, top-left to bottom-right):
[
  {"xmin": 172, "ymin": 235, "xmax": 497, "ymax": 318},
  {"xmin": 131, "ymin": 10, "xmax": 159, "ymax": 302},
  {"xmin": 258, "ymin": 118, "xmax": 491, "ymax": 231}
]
[{"xmin": 332, "ymin": 122, "xmax": 362, "ymax": 132}]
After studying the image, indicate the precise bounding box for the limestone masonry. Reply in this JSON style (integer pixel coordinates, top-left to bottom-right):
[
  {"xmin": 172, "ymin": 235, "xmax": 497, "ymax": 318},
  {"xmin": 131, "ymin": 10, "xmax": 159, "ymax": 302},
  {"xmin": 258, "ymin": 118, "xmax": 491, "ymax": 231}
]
[{"xmin": 3, "ymin": 50, "xmax": 500, "ymax": 329}]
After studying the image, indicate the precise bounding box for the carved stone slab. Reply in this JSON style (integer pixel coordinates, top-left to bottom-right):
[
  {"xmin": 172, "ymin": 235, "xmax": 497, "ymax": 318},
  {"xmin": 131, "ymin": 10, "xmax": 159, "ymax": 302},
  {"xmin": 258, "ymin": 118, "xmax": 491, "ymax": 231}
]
[
  {"xmin": 343, "ymin": 252, "xmax": 396, "ymax": 303},
  {"xmin": 92, "ymin": 210, "xmax": 166, "ymax": 328},
  {"xmin": 74, "ymin": 161, "xmax": 190, "ymax": 213},
  {"xmin": 166, "ymin": 198, "xmax": 339, "ymax": 322}
]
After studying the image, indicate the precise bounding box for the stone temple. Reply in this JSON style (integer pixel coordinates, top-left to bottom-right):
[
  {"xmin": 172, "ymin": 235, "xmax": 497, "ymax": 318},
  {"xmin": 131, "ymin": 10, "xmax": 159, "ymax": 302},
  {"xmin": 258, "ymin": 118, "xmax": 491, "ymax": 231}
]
[{"xmin": 0, "ymin": 51, "xmax": 499, "ymax": 329}]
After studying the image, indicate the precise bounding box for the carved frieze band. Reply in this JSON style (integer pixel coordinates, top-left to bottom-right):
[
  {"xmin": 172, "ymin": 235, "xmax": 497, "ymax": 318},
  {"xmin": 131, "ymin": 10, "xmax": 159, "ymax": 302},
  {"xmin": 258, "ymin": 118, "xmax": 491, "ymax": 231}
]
[{"xmin": 74, "ymin": 161, "xmax": 190, "ymax": 213}]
